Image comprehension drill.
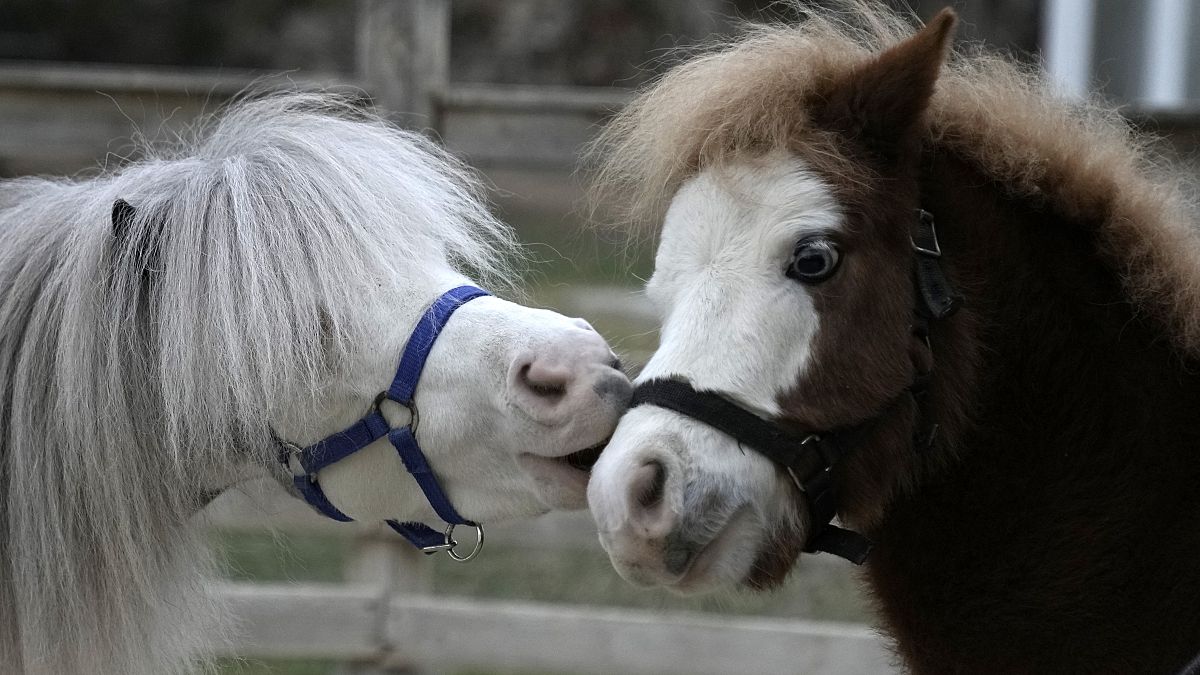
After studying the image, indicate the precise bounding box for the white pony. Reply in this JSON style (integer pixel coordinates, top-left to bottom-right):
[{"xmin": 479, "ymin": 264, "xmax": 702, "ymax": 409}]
[{"xmin": 0, "ymin": 92, "xmax": 629, "ymax": 674}]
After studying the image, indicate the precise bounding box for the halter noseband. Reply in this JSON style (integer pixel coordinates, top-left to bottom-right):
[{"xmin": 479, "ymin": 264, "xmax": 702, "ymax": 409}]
[
  {"xmin": 630, "ymin": 209, "xmax": 961, "ymax": 565},
  {"xmin": 275, "ymin": 285, "xmax": 490, "ymax": 562}
]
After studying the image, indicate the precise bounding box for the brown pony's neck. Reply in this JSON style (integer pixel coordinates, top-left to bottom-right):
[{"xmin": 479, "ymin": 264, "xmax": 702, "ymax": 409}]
[{"xmin": 862, "ymin": 148, "xmax": 1200, "ymax": 674}]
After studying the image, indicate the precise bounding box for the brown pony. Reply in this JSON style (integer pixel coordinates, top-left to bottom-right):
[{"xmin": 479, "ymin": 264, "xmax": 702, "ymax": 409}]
[{"xmin": 584, "ymin": 3, "xmax": 1200, "ymax": 673}]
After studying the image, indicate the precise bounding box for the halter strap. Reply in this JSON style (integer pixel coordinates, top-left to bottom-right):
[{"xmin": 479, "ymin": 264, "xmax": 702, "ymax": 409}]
[
  {"xmin": 628, "ymin": 379, "xmax": 864, "ymax": 472},
  {"xmin": 912, "ymin": 209, "xmax": 963, "ymax": 320},
  {"xmin": 630, "ymin": 378, "xmax": 879, "ymax": 565},
  {"xmin": 277, "ymin": 285, "xmax": 490, "ymax": 560}
]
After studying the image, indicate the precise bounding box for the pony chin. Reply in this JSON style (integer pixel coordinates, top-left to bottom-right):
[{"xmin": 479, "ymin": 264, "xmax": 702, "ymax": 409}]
[
  {"xmin": 516, "ymin": 453, "xmax": 593, "ymax": 510},
  {"xmin": 668, "ymin": 493, "xmax": 807, "ymax": 594},
  {"xmin": 743, "ymin": 517, "xmax": 808, "ymax": 591}
]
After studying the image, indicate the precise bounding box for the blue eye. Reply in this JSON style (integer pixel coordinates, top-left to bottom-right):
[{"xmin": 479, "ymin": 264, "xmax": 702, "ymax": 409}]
[{"xmin": 786, "ymin": 237, "xmax": 841, "ymax": 283}]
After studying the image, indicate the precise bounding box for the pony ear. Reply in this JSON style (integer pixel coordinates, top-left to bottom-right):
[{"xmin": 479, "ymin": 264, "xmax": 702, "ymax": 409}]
[
  {"xmin": 112, "ymin": 199, "xmax": 136, "ymax": 238},
  {"xmin": 809, "ymin": 8, "xmax": 957, "ymax": 162},
  {"xmin": 110, "ymin": 198, "xmax": 166, "ymax": 280}
]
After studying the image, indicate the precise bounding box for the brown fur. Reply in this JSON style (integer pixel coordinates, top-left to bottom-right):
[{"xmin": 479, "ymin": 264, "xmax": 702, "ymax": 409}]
[
  {"xmin": 589, "ymin": 3, "xmax": 1200, "ymax": 673},
  {"xmin": 586, "ymin": 1, "xmax": 1200, "ymax": 357}
]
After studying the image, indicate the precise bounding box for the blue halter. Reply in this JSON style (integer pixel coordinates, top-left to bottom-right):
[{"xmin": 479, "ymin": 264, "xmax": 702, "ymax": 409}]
[{"xmin": 276, "ymin": 285, "xmax": 490, "ymax": 561}]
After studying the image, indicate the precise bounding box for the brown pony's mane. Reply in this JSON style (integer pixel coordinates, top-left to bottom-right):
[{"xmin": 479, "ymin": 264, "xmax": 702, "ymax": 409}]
[{"xmin": 587, "ymin": 0, "xmax": 1200, "ymax": 356}]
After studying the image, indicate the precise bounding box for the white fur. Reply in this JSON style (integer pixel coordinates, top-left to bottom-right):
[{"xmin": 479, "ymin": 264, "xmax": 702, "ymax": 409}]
[
  {"xmin": 0, "ymin": 92, "xmax": 626, "ymax": 674},
  {"xmin": 588, "ymin": 153, "xmax": 842, "ymax": 590}
]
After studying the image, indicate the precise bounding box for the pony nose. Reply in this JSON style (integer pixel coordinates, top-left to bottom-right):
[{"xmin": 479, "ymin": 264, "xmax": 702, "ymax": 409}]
[
  {"xmin": 507, "ymin": 325, "xmax": 629, "ymax": 424},
  {"xmin": 589, "ymin": 444, "xmax": 687, "ymax": 585},
  {"xmin": 516, "ymin": 359, "xmax": 571, "ymax": 404},
  {"xmin": 626, "ymin": 459, "xmax": 672, "ymax": 536}
]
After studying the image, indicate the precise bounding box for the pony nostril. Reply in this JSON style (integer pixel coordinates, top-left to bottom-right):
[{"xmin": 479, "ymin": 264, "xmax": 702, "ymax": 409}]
[
  {"xmin": 633, "ymin": 460, "xmax": 667, "ymax": 510},
  {"xmin": 518, "ymin": 362, "xmax": 569, "ymax": 403}
]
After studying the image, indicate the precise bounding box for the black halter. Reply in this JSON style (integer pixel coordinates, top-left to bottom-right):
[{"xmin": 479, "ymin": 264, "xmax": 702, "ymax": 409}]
[{"xmin": 630, "ymin": 209, "xmax": 961, "ymax": 565}]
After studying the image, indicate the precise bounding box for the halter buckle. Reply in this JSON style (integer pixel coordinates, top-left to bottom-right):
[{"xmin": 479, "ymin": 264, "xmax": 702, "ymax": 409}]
[
  {"xmin": 278, "ymin": 439, "xmax": 312, "ymax": 480},
  {"xmin": 419, "ymin": 523, "xmax": 485, "ymax": 562},
  {"xmin": 911, "ymin": 209, "xmax": 942, "ymax": 257},
  {"xmin": 800, "ymin": 433, "xmax": 845, "ymax": 468}
]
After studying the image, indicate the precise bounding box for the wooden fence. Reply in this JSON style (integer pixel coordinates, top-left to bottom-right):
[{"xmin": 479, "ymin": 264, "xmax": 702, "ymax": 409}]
[
  {"xmin": 0, "ymin": 0, "xmax": 626, "ymax": 177},
  {"xmin": 203, "ymin": 482, "xmax": 893, "ymax": 674}
]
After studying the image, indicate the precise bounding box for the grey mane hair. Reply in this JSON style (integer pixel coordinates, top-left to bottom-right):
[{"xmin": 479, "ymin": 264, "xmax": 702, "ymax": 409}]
[{"xmin": 0, "ymin": 91, "xmax": 521, "ymax": 674}]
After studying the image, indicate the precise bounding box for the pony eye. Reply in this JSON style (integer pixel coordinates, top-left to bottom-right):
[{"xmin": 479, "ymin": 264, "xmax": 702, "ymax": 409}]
[{"xmin": 786, "ymin": 237, "xmax": 841, "ymax": 283}]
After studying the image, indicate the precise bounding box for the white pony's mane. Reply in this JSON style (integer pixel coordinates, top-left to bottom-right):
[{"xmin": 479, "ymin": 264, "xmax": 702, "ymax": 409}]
[{"xmin": 0, "ymin": 92, "xmax": 519, "ymax": 674}]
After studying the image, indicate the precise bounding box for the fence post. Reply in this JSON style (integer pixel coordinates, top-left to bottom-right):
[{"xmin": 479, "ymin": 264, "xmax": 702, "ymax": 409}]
[
  {"xmin": 336, "ymin": 526, "xmax": 435, "ymax": 674},
  {"xmin": 348, "ymin": 4, "xmax": 449, "ymax": 665},
  {"xmin": 355, "ymin": 0, "xmax": 451, "ymax": 130}
]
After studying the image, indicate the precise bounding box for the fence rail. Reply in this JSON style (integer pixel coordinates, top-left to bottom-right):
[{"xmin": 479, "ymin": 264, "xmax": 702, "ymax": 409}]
[
  {"xmin": 215, "ymin": 583, "xmax": 892, "ymax": 675},
  {"xmin": 204, "ymin": 472, "xmax": 889, "ymax": 673},
  {"xmin": 0, "ymin": 61, "xmax": 349, "ymax": 94}
]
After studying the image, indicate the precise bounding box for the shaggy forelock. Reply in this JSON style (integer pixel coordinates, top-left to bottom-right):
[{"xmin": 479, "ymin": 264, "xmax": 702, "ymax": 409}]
[
  {"xmin": 0, "ymin": 91, "xmax": 520, "ymax": 674},
  {"xmin": 586, "ymin": 0, "xmax": 1200, "ymax": 355}
]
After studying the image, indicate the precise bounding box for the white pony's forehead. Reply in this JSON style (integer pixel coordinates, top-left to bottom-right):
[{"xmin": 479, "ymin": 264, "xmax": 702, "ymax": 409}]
[
  {"xmin": 647, "ymin": 155, "xmax": 842, "ymax": 303},
  {"xmin": 639, "ymin": 154, "xmax": 843, "ymax": 416}
]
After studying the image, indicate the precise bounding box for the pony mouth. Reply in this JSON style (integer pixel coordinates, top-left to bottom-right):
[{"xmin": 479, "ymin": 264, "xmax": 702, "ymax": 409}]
[
  {"xmin": 563, "ymin": 439, "xmax": 608, "ymax": 473},
  {"xmin": 517, "ymin": 436, "xmax": 610, "ymax": 483},
  {"xmin": 520, "ymin": 437, "xmax": 609, "ymax": 473},
  {"xmin": 517, "ymin": 437, "xmax": 611, "ymax": 509}
]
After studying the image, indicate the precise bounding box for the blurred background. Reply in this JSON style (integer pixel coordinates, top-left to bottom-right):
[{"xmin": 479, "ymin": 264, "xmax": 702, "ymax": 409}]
[{"xmin": 2, "ymin": 1, "xmax": 1197, "ymax": 673}]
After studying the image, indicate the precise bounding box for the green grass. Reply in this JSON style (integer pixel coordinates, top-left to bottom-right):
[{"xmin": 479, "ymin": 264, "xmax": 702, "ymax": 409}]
[
  {"xmin": 217, "ymin": 658, "xmax": 338, "ymax": 675},
  {"xmin": 214, "ymin": 531, "xmax": 347, "ymax": 583},
  {"xmin": 487, "ymin": 168, "xmax": 654, "ymax": 289},
  {"xmin": 434, "ymin": 542, "xmax": 870, "ymax": 622}
]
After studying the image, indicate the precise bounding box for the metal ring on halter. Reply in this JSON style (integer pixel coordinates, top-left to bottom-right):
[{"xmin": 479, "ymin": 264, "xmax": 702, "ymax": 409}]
[
  {"xmin": 279, "ymin": 439, "xmax": 309, "ymax": 479},
  {"xmin": 373, "ymin": 391, "xmax": 419, "ymax": 432},
  {"xmin": 443, "ymin": 522, "xmax": 485, "ymax": 562}
]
